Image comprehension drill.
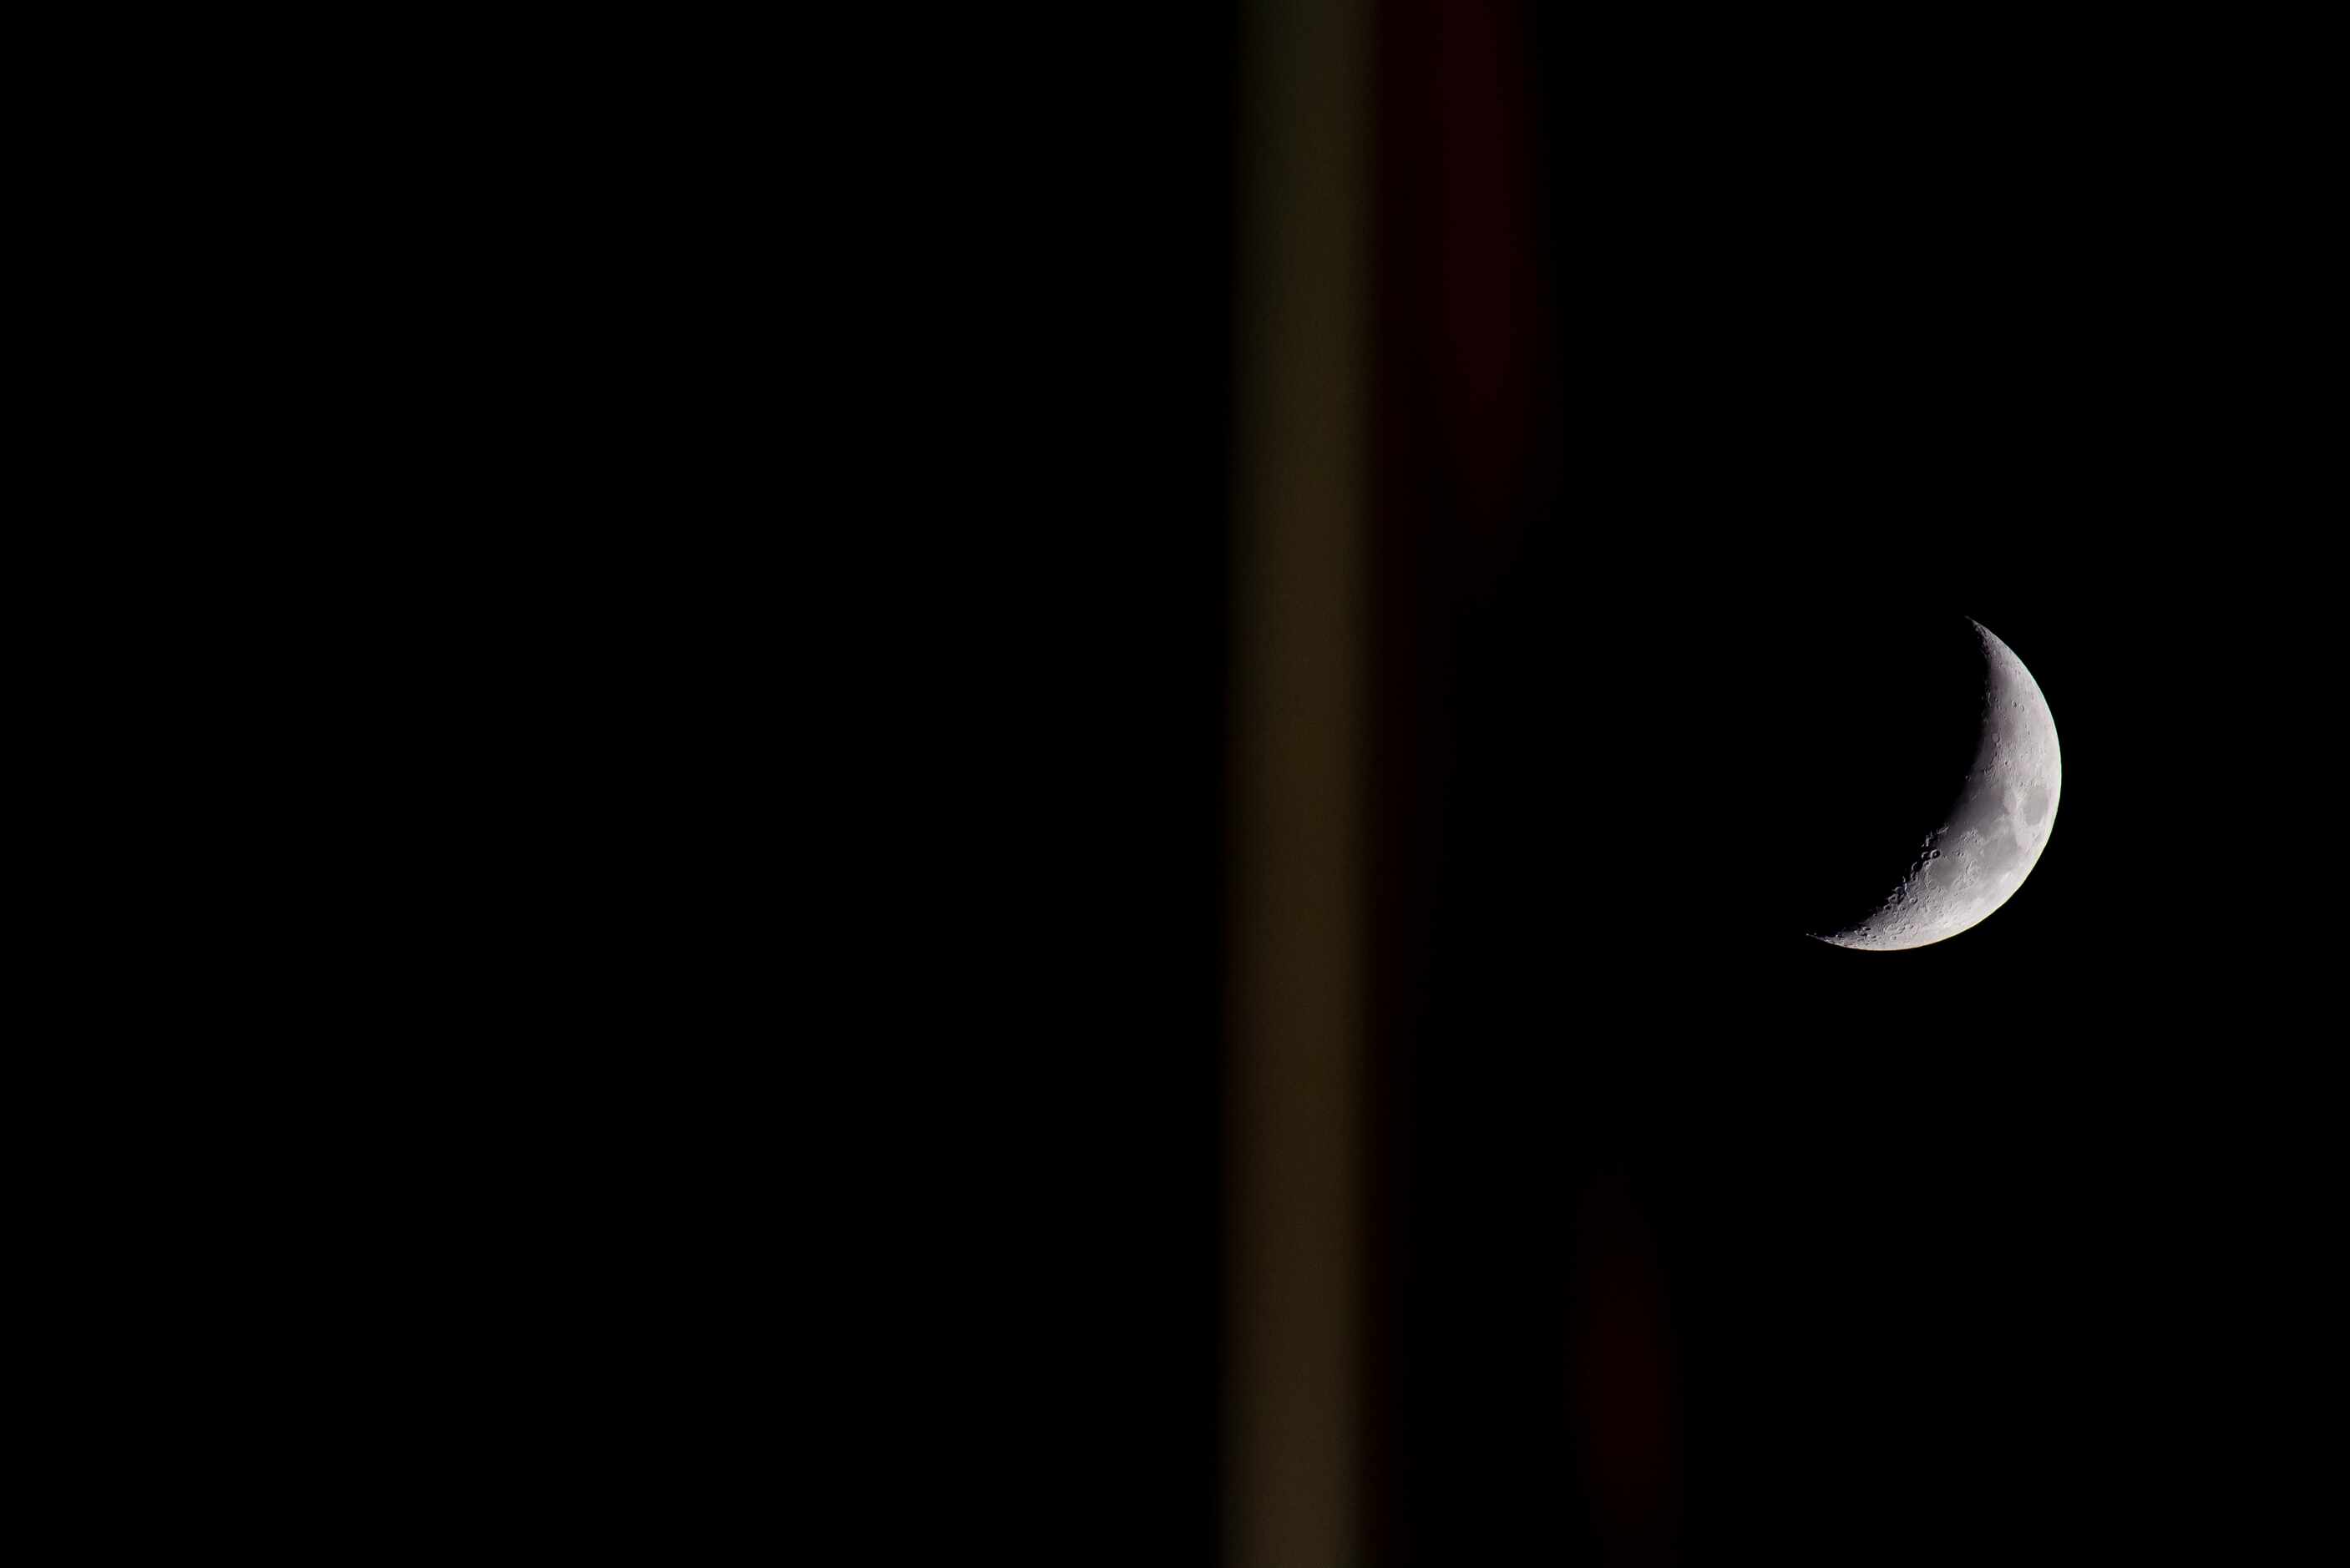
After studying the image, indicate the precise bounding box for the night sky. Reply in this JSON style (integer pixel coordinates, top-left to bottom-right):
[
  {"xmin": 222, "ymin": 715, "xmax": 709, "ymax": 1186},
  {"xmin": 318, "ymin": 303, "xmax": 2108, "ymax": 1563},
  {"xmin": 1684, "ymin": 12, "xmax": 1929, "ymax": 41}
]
[
  {"xmin": 1005, "ymin": 6, "xmax": 2324, "ymax": 1563},
  {"xmin": 52, "ymin": 13, "xmax": 2327, "ymax": 1566}
]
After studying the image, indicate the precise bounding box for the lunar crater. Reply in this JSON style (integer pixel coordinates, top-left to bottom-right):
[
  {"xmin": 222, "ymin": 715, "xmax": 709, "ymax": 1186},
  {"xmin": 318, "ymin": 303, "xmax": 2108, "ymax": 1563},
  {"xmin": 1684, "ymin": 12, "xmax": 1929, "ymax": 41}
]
[{"xmin": 1817, "ymin": 620, "xmax": 2059, "ymax": 952}]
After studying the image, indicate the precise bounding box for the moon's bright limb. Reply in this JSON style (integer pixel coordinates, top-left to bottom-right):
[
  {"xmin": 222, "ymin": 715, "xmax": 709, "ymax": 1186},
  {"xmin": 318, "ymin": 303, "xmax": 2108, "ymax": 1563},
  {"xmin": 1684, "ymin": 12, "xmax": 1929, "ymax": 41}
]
[{"xmin": 1816, "ymin": 620, "xmax": 2060, "ymax": 951}]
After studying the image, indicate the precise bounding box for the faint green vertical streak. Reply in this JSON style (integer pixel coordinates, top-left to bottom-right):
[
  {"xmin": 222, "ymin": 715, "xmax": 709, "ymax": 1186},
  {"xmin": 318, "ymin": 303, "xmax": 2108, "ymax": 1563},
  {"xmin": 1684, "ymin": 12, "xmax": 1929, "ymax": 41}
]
[{"xmin": 1226, "ymin": 0, "xmax": 1368, "ymax": 1565}]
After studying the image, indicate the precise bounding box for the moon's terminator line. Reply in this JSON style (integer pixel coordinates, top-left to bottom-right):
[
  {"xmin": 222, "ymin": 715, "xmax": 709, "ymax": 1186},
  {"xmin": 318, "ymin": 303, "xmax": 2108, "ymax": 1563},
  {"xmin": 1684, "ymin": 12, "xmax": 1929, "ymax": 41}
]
[{"xmin": 1815, "ymin": 620, "xmax": 2059, "ymax": 951}]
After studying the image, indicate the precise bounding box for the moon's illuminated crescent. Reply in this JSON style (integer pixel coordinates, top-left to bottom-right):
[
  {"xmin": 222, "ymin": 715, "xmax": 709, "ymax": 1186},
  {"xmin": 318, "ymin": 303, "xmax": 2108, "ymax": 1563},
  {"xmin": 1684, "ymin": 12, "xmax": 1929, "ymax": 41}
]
[{"xmin": 1815, "ymin": 620, "xmax": 2060, "ymax": 950}]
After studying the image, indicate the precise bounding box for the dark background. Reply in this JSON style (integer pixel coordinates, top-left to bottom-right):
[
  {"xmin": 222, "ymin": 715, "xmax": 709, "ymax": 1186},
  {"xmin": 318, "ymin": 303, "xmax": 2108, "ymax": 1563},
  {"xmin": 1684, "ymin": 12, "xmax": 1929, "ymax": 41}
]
[
  {"xmin": 33, "ymin": 9, "xmax": 2323, "ymax": 1561},
  {"xmin": 1059, "ymin": 3, "xmax": 2330, "ymax": 1565},
  {"xmin": 1357, "ymin": 550, "xmax": 2319, "ymax": 1565}
]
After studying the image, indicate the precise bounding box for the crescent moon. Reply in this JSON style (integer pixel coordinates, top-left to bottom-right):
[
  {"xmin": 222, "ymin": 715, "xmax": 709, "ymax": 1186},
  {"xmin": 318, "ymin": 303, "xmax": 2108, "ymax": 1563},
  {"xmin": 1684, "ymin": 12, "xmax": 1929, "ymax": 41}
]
[{"xmin": 1815, "ymin": 620, "xmax": 2060, "ymax": 950}]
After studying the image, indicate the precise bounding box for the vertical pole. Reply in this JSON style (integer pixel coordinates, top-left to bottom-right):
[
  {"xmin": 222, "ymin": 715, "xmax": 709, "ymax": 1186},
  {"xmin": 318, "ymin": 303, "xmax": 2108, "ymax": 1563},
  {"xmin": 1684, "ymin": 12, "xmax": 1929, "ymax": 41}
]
[{"xmin": 1225, "ymin": 0, "xmax": 1369, "ymax": 1562}]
